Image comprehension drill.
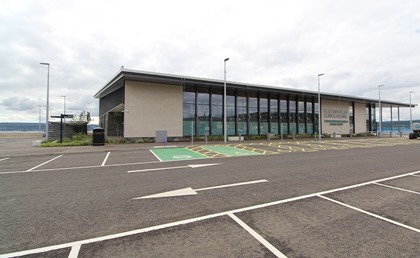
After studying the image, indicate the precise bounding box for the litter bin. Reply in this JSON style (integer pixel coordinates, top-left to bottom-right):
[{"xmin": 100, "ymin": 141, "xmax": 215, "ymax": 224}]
[{"xmin": 92, "ymin": 128, "xmax": 105, "ymax": 146}]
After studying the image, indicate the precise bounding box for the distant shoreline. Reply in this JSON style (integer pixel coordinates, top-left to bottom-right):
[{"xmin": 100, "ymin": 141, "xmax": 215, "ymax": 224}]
[{"xmin": 0, "ymin": 131, "xmax": 43, "ymax": 138}]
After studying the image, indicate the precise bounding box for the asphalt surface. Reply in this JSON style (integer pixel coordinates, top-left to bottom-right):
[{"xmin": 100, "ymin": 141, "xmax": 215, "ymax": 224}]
[{"xmin": 0, "ymin": 137, "xmax": 419, "ymax": 257}]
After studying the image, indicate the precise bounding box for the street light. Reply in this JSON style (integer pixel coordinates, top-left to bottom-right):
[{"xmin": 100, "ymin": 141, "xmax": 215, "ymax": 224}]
[
  {"xmin": 61, "ymin": 95, "xmax": 66, "ymax": 123},
  {"xmin": 409, "ymin": 91, "xmax": 415, "ymax": 131},
  {"xmin": 224, "ymin": 58, "xmax": 229, "ymax": 143},
  {"xmin": 40, "ymin": 62, "xmax": 50, "ymax": 141},
  {"xmin": 317, "ymin": 73, "xmax": 324, "ymax": 141},
  {"xmin": 378, "ymin": 85, "xmax": 384, "ymax": 137},
  {"xmin": 38, "ymin": 105, "xmax": 42, "ymax": 134}
]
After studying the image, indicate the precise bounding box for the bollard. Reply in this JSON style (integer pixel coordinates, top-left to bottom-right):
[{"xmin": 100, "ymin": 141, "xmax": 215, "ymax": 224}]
[
  {"xmin": 205, "ymin": 133, "xmax": 208, "ymax": 144},
  {"xmin": 333, "ymin": 132, "xmax": 336, "ymax": 139},
  {"xmin": 239, "ymin": 134, "xmax": 242, "ymax": 143},
  {"xmin": 389, "ymin": 132, "xmax": 392, "ymax": 138},
  {"xmin": 293, "ymin": 134, "xmax": 296, "ymax": 141}
]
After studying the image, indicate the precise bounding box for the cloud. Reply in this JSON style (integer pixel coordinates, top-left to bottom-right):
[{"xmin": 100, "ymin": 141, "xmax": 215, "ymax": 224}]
[
  {"xmin": 0, "ymin": 0, "xmax": 419, "ymax": 123},
  {"xmin": 1, "ymin": 97, "xmax": 40, "ymax": 111}
]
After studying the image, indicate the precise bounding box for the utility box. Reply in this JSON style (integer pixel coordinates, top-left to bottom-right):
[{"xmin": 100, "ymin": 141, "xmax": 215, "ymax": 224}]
[
  {"xmin": 156, "ymin": 130, "xmax": 167, "ymax": 143},
  {"xmin": 92, "ymin": 128, "xmax": 105, "ymax": 146}
]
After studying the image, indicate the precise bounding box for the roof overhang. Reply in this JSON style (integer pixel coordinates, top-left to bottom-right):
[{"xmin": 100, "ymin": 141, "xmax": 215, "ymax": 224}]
[{"xmin": 94, "ymin": 68, "xmax": 416, "ymax": 108}]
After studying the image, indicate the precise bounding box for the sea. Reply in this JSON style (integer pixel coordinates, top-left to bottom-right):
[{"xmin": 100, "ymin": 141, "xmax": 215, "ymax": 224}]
[{"xmin": 0, "ymin": 123, "xmax": 100, "ymax": 133}]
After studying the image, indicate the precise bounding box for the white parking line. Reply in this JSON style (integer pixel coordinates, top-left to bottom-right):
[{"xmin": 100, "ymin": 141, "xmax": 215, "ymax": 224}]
[
  {"xmin": 2, "ymin": 169, "xmax": 419, "ymax": 258},
  {"xmin": 318, "ymin": 195, "xmax": 420, "ymax": 233},
  {"xmin": 0, "ymin": 157, "xmax": 9, "ymax": 162},
  {"xmin": 68, "ymin": 243, "xmax": 81, "ymax": 258},
  {"xmin": 411, "ymin": 174, "xmax": 420, "ymax": 178},
  {"xmin": 26, "ymin": 155, "xmax": 63, "ymax": 172},
  {"xmin": 149, "ymin": 149, "xmax": 163, "ymax": 162},
  {"xmin": 228, "ymin": 213, "xmax": 287, "ymax": 258},
  {"xmin": 373, "ymin": 182, "xmax": 420, "ymax": 195},
  {"xmin": 101, "ymin": 152, "xmax": 111, "ymax": 166}
]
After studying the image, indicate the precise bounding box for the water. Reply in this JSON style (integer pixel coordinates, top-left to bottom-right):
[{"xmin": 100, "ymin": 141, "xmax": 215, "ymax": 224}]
[{"xmin": 0, "ymin": 123, "xmax": 99, "ymax": 132}]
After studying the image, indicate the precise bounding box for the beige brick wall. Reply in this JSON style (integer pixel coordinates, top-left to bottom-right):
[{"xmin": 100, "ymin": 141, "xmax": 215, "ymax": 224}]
[
  {"xmin": 354, "ymin": 102, "xmax": 367, "ymax": 133},
  {"xmin": 124, "ymin": 81, "xmax": 183, "ymax": 137}
]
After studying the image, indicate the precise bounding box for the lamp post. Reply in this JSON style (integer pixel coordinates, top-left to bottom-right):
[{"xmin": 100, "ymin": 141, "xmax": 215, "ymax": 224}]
[
  {"xmin": 409, "ymin": 91, "xmax": 415, "ymax": 131},
  {"xmin": 224, "ymin": 58, "xmax": 229, "ymax": 143},
  {"xmin": 317, "ymin": 73, "xmax": 324, "ymax": 141},
  {"xmin": 38, "ymin": 105, "xmax": 42, "ymax": 134},
  {"xmin": 61, "ymin": 95, "xmax": 66, "ymax": 123},
  {"xmin": 40, "ymin": 62, "xmax": 50, "ymax": 141},
  {"xmin": 378, "ymin": 85, "xmax": 384, "ymax": 137}
]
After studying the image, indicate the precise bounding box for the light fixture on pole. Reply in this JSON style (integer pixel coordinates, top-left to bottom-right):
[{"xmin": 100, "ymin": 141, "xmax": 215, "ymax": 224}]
[
  {"xmin": 409, "ymin": 91, "xmax": 415, "ymax": 131},
  {"xmin": 317, "ymin": 73, "xmax": 324, "ymax": 141},
  {"xmin": 378, "ymin": 85, "xmax": 384, "ymax": 137},
  {"xmin": 38, "ymin": 105, "xmax": 42, "ymax": 134},
  {"xmin": 61, "ymin": 95, "xmax": 66, "ymax": 123},
  {"xmin": 224, "ymin": 58, "xmax": 229, "ymax": 143},
  {"xmin": 40, "ymin": 62, "xmax": 50, "ymax": 141}
]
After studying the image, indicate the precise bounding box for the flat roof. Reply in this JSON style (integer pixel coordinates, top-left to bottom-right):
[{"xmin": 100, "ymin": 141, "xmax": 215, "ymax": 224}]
[{"xmin": 94, "ymin": 68, "xmax": 415, "ymax": 108}]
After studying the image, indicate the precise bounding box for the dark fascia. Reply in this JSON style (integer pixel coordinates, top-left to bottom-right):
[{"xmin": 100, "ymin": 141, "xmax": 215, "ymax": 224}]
[{"xmin": 94, "ymin": 68, "xmax": 414, "ymax": 108}]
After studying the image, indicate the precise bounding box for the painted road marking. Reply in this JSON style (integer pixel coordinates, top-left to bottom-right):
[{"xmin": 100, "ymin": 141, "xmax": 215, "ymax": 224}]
[
  {"xmin": 26, "ymin": 155, "xmax": 63, "ymax": 172},
  {"xmin": 68, "ymin": 243, "xmax": 81, "ymax": 258},
  {"xmin": 2, "ymin": 170, "xmax": 419, "ymax": 258},
  {"xmin": 151, "ymin": 147, "xmax": 207, "ymax": 161},
  {"xmin": 133, "ymin": 179, "xmax": 268, "ymax": 199},
  {"xmin": 228, "ymin": 213, "xmax": 287, "ymax": 258},
  {"xmin": 203, "ymin": 145, "xmax": 260, "ymax": 157},
  {"xmin": 373, "ymin": 182, "xmax": 420, "ymax": 195},
  {"xmin": 101, "ymin": 152, "xmax": 111, "ymax": 166},
  {"xmin": 0, "ymin": 157, "xmax": 9, "ymax": 162},
  {"xmin": 318, "ymin": 195, "xmax": 420, "ymax": 233},
  {"xmin": 128, "ymin": 163, "xmax": 221, "ymax": 173}
]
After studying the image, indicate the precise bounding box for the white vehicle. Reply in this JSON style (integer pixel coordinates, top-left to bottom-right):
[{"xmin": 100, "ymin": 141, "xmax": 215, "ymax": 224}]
[{"xmin": 409, "ymin": 123, "xmax": 420, "ymax": 139}]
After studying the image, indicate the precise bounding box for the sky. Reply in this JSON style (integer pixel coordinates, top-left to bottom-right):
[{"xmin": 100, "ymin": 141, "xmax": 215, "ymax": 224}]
[{"xmin": 1, "ymin": 0, "xmax": 420, "ymax": 124}]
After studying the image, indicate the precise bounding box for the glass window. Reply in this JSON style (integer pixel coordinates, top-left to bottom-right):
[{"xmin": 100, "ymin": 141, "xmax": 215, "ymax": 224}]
[
  {"xmin": 314, "ymin": 102, "xmax": 319, "ymax": 134},
  {"xmin": 298, "ymin": 100, "xmax": 305, "ymax": 134},
  {"xmin": 237, "ymin": 91, "xmax": 247, "ymax": 135},
  {"xmin": 260, "ymin": 94, "xmax": 268, "ymax": 135},
  {"xmin": 280, "ymin": 98, "xmax": 288, "ymax": 135},
  {"xmin": 211, "ymin": 90, "xmax": 223, "ymax": 136},
  {"xmin": 270, "ymin": 98, "xmax": 279, "ymax": 134},
  {"xmin": 306, "ymin": 100, "xmax": 313, "ymax": 134},
  {"xmin": 197, "ymin": 89, "xmax": 209, "ymax": 136},
  {"xmin": 289, "ymin": 99, "xmax": 296, "ymax": 134},
  {"xmin": 183, "ymin": 88, "xmax": 195, "ymax": 136}
]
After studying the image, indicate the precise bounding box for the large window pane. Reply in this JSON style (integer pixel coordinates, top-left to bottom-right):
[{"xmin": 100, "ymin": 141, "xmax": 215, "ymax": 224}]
[
  {"xmin": 211, "ymin": 91, "xmax": 223, "ymax": 136},
  {"xmin": 289, "ymin": 99, "xmax": 296, "ymax": 134},
  {"xmin": 183, "ymin": 88, "xmax": 195, "ymax": 136},
  {"xmin": 280, "ymin": 99, "xmax": 288, "ymax": 135},
  {"xmin": 298, "ymin": 100, "xmax": 305, "ymax": 134},
  {"xmin": 306, "ymin": 101, "xmax": 313, "ymax": 134}
]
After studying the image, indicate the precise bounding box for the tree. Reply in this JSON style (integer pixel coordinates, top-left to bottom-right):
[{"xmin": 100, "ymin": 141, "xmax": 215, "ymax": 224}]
[{"xmin": 72, "ymin": 111, "xmax": 91, "ymax": 134}]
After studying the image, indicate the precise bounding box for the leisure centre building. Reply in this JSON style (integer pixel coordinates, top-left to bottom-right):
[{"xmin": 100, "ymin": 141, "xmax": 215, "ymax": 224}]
[{"xmin": 94, "ymin": 68, "xmax": 413, "ymax": 140}]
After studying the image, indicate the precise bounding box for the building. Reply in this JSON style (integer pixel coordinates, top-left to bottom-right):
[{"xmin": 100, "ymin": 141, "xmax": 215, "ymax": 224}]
[{"xmin": 94, "ymin": 68, "xmax": 413, "ymax": 140}]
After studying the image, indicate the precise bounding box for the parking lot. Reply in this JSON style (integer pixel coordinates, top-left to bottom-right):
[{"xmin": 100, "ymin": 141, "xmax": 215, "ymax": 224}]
[{"xmin": 0, "ymin": 138, "xmax": 419, "ymax": 257}]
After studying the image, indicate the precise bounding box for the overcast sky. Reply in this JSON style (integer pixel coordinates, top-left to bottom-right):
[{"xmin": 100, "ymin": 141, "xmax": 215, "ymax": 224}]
[{"xmin": 1, "ymin": 0, "xmax": 420, "ymax": 124}]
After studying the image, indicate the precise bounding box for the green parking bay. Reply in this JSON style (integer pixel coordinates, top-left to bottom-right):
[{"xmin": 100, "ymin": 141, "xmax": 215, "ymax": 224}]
[
  {"xmin": 151, "ymin": 146, "xmax": 261, "ymax": 161},
  {"xmin": 203, "ymin": 145, "xmax": 260, "ymax": 157},
  {"xmin": 151, "ymin": 147, "xmax": 207, "ymax": 161}
]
